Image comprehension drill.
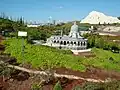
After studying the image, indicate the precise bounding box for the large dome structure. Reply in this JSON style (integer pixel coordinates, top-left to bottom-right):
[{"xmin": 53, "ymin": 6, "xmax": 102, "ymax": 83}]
[
  {"xmin": 70, "ymin": 22, "xmax": 79, "ymax": 32},
  {"xmin": 45, "ymin": 22, "xmax": 88, "ymax": 51},
  {"xmin": 69, "ymin": 22, "xmax": 81, "ymax": 38}
]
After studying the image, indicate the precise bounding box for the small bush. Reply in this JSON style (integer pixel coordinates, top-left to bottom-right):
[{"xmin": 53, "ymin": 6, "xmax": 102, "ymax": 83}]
[
  {"xmin": 53, "ymin": 81, "xmax": 62, "ymax": 90},
  {"xmin": 72, "ymin": 85, "xmax": 82, "ymax": 90},
  {"xmin": 31, "ymin": 83, "xmax": 42, "ymax": 90}
]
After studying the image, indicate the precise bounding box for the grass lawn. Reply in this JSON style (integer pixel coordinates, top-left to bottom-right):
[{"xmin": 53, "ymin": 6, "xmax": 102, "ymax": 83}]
[
  {"xmin": 83, "ymin": 48, "xmax": 120, "ymax": 71},
  {"xmin": 4, "ymin": 38, "xmax": 86, "ymax": 72},
  {"xmin": 4, "ymin": 38, "xmax": 120, "ymax": 72}
]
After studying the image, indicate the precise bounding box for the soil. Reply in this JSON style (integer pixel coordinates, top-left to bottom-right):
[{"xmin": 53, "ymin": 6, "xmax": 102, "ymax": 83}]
[
  {"xmin": 54, "ymin": 67, "xmax": 120, "ymax": 80},
  {"xmin": 0, "ymin": 66, "xmax": 120, "ymax": 90},
  {"xmin": 77, "ymin": 52, "xmax": 96, "ymax": 58},
  {"xmin": 0, "ymin": 77, "xmax": 9, "ymax": 90},
  {"xmin": 0, "ymin": 72, "xmax": 85, "ymax": 90}
]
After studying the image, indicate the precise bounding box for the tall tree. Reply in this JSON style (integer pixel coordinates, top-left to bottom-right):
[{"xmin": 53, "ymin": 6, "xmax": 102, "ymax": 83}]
[{"xmin": 20, "ymin": 17, "xmax": 24, "ymax": 24}]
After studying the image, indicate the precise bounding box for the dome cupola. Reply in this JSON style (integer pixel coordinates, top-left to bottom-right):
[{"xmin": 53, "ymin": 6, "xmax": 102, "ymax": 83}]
[
  {"xmin": 69, "ymin": 22, "xmax": 81, "ymax": 38},
  {"xmin": 71, "ymin": 22, "xmax": 79, "ymax": 32}
]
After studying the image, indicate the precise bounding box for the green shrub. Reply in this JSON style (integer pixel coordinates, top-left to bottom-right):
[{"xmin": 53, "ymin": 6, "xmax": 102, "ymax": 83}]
[
  {"xmin": 72, "ymin": 85, "xmax": 82, "ymax": 90},
  {"xmin": 82, "ymin": 81, "xmax": 120, "ymax": 90},
  {"xmin": 53, "ymin": 81, "xmax": 62, "ymax": 90},
  {"xmin": 4, "ymin": 38, "xmax": 86, "ymax": 71},
  {"xmin": 86, "ymin": 34, "xmax": 120, "ymax": 52},
  {"xmin": 83, "ymin": 82, "xmax": 104, "ymax": 90},
  {"xmin": 31, "ymin": 83, "xmax": 42, "ymax": 90}
]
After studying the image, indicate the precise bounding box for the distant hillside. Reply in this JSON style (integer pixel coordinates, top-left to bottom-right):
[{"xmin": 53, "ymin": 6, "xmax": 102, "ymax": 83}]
[{"xmin": 80, "ymin": 11, "xmax": 120, "ymax": 24}]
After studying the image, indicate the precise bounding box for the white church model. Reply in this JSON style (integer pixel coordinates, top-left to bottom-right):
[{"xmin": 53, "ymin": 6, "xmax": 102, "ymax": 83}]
[{"xmin": 44, "ymin": 22, "xmax": 91, "ymax": 54}]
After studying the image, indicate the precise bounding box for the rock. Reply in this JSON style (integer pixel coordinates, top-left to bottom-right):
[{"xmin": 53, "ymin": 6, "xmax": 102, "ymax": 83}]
[{"xmin": 9, "ymin": 79, "xmax": 14, "ymax": 82}]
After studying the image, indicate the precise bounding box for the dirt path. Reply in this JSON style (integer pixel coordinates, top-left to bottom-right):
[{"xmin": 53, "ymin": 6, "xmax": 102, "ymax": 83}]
[
  {"xmin": 0, "ymin": 61, "xmax": 108, "ymax": 83},
  {"xmin": 54, "ymin": 67, "xmax": 120, "ymax": 81}
]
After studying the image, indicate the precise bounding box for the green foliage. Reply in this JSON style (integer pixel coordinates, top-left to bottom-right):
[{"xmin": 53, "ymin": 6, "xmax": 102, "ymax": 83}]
[
  {"xmin": 71, "ymin": 81, "xmax": 120, "ymax": 90},
  {"xmin": 0, "ymin": 17, "xmax": 53, "ymax": 41},
  {"xmin": 4, "ymin": 38, "xmax": 120, "ymax": 71},
  {"xmin": 53, "ymin": 81, "xmax": 62, "ymax": 90},
  {"xmin": 87, "ymin": 48, "xmax": 120, "ymax": 71},
  {"xmin": 4, "ymin": 38, "xmax": 86, "ymax": 71},
  {"xmin": 31, "ymin": 83, "xmax": 42, "ymax": 90},
  {"xmin": 0, "ymin": 63, "xmax": 14, "ymax": 77},
  {"xmin": 86, "ymin": 34, "xmax": 120, "ymax": 52},
  {"xmin": 0, "ymin": 16, "xmax": 26, "ymax": 32},
  {"xmin": 83, "ymin": 82, "xmax": 104, "ymax": 90},
  {"xmin": 9, "ymin": 32, "xmax": 18, "ymax": 37},
  {"xmin": 17, "ymin": 17, "xmax": 24, "ymax": 25},
  {"xmin": 25, "ymin": 25, "xmax": 56, "ymax": 41},
  {"xmin": 72, "ymin": 86, "xmax": 82, "ymax": 90},
  {"xmin": 81, "ymin": 81, "xmax": 120, "ymax": 90}
]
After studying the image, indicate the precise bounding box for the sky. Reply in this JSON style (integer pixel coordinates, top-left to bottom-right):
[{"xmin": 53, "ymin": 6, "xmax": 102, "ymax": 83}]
[{"xmin": 0, "ymin": 0, "xmax": 120, "ymax": 23}]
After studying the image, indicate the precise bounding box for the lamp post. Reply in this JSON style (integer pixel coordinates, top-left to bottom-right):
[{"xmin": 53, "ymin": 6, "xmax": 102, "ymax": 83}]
[{"xmin": 18, "ymin": 31, "xmax": 27, "ymax": 65}]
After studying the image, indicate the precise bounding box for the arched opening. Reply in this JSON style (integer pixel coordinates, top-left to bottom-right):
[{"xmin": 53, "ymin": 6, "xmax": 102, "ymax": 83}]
[
  {"xmin": 64, "ymin": 41, "xmax": 66, "ymax": 45},
  {"xmin": 83, "ymin": 42, "xmax": 85, "ymax": 46},
  {"xmin": 78, "ymin": 42, "xmax": 80, "ymax": 46},
  {"xmin": 81, "ymin": 42, "xmax": 82, "ymax": 46},
  {"xmin": 60, "ymin": 41, "xmax": 63, "ymax": 44},
  {"xmin": 74, "ymin": 42, "xmax": 76, "ymax": 45},
  {"xmin": 53, "ymin": 40, "xmax": 56, "ymax": 43},
  {"xmin": 67, "ymin": 41, "xmax": 69, "ymax": 44},
  {"xmin": 57, "ymin": 41, "xmax": 59, "ymax": 43},
  {"xmin": 71, "ymin": 41, "xmax": 73, "ymax": 45}
]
